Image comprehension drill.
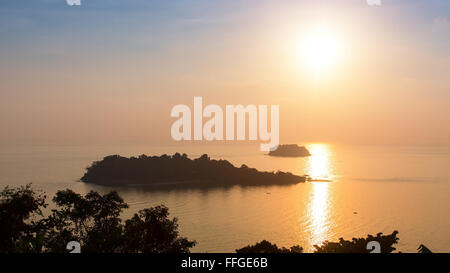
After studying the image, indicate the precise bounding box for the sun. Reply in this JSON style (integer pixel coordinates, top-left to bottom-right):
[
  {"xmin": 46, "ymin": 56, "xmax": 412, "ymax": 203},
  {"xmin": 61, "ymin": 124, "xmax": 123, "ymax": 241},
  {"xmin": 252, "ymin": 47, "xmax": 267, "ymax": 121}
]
[{"xmin": 300, "ymin": 27, "xmax": 341, "ymax": 74}]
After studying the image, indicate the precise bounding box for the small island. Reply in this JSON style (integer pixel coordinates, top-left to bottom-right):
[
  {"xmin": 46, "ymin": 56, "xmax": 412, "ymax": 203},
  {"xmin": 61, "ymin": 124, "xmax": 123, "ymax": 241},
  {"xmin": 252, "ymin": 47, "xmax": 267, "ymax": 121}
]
[
  {"xmin": 268, "ymin": 144, "xmax": 311, "ymax": 157},
  {"xmin": 81, "ymin": 153, "xmax": 307, "ymax": 187}
]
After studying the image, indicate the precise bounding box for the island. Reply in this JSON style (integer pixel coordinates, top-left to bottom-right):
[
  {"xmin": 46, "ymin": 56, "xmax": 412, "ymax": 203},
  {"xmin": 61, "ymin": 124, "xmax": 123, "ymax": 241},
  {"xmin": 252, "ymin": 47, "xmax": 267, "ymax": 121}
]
[
  {"xmin": 81, "ymin": 153, "xmax": 307, "ymax": 187},
  {"xmin": 268, "ymin": 144, "xmax": 311, "ymax": 157}
]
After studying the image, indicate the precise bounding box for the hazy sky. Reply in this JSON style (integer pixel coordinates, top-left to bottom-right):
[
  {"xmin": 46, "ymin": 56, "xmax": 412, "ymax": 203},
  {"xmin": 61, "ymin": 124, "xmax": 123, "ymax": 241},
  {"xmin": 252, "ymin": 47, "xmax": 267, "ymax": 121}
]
[{"xmin": 0, "ymin": 0, "xmax": 449, "ymax": 146}]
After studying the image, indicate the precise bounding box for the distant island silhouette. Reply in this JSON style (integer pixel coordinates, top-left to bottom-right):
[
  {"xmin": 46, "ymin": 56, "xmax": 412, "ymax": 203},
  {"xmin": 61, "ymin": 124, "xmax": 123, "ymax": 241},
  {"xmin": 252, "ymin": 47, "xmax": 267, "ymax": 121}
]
[
  {"xmin": 81, "ymin": 153, "xmax": 307, "ymax": 187},
  {"xmin": 268, "ymin": 144, "xmax": 311, "ymax": 157}
]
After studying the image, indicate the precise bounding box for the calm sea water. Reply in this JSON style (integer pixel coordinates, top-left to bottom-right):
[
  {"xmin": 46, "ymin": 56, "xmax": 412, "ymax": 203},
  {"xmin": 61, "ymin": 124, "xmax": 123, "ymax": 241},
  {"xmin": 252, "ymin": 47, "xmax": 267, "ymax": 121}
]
[{"xmin": 0, "ymin": 143, "xmax": 449, "ymax": 253}]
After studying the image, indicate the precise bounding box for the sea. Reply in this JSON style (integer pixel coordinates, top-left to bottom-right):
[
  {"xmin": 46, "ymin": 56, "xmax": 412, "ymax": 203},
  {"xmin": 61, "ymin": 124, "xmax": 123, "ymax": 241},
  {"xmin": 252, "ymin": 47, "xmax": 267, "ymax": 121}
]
[{"xmin": 1, "ymin": 143, "xmax": 449, "ymax": 253}]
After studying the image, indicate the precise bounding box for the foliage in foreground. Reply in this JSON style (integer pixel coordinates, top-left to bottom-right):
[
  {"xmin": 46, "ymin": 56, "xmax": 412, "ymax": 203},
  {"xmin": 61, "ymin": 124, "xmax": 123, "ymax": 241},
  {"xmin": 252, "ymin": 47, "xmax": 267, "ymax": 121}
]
[
  {"xmin": 0, "ymin": 185, "xmax": 196, "ymax": 253},
  {"xmin": 313, "ymin": 231, "xmax": 399, "ymax": 253},
  {"xmin": 237, "ymin": 232, "xmax": 399, "ymax": 254},
  {"xmin": 1, "ymin": 185, "xmax": 435, "ymax": 253},
  {"xmin": 236, "ymin": 240, "xmax": 303, "ymax": 253},
  {"xmin": 238, "ymin": 231, "xmax": 433, "ymax": 253}
]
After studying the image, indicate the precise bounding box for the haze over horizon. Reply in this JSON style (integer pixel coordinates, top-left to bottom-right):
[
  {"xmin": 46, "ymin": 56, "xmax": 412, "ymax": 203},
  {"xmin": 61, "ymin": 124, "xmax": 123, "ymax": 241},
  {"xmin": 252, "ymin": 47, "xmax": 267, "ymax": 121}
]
[{"xmin": 1, "ymin": 0, "xmax": 449, "ymax": 147}]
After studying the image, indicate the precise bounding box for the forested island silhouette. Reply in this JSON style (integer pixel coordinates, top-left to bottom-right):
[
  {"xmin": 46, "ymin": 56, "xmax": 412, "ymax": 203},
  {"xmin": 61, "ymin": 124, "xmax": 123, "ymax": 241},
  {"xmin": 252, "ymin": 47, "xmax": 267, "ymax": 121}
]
[
  {"xmin": 81, "ymin": 153, "xmax": 307, "ymax": 187},
  {"xmin": 268, "ymin": 144, "xmax": 311, "ymax": 157}
]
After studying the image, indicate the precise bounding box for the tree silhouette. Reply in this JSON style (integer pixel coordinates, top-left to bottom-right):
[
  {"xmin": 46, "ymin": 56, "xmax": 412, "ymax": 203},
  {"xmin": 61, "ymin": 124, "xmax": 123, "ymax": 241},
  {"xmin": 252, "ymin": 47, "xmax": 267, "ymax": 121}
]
[
  {"xmin": 237, "ymin": 231, "xmax": 401, "ymax": 253},
  {"xmin": 0, "ymin": 184, "xmax": 47, "ymax": 253},
  {"xmin": 236, "ymin": 240, "xmax": 303, "ymax": 253},
  {"xmin": 44, "ymin": 189, "xmax": 128, "ymax": 252},
  {"xmin": 122, "ymin": 206, "xmax": 195, "ymax": 253},
  {"xmin": 0, "ymin": 185, "xmax": 196, "ymax": 253},
  {"xmin": 313, "ymin": 231, "xmax": 400, "ymax": 253}
]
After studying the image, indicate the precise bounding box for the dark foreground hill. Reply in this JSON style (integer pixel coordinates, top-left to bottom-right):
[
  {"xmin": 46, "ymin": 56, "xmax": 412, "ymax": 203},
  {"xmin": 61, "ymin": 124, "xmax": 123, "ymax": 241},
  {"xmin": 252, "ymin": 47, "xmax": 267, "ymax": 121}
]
[{"xmin": 81, "ymin": 153, "xmax": 306, "ymax": 187}]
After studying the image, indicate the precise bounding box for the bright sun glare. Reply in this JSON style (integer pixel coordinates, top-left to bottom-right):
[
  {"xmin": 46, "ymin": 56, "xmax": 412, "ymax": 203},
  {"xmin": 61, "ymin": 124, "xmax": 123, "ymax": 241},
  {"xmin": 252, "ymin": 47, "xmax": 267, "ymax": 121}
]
[{"xmin": 301, "ymin": 27, "xmax": 341, "ymax": 74}]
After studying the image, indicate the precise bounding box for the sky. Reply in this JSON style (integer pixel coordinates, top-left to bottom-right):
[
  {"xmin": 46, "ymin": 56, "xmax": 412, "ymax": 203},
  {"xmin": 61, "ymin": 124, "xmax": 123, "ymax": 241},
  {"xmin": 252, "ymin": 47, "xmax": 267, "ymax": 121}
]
[{"xmin": 0, "ymin": 0, "xmax": 449, "ymax": 146}]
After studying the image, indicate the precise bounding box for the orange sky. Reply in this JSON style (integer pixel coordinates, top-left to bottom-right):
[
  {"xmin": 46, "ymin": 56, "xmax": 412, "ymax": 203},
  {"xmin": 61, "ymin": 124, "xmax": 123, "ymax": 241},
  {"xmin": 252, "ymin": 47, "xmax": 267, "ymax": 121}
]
[{"xmin": 0, "ymin": 0, "xmax": 449, "ymax": 146}]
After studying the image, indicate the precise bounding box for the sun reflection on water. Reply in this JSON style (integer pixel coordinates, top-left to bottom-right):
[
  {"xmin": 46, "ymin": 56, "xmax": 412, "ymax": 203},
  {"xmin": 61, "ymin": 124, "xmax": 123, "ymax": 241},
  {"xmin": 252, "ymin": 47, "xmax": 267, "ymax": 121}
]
[
  {"xmin": 306, "ymin": 144, "xmax": 333, "ymax": 181},
  {"xmin": 305, "ymin": 144, "xmax": 334, "ymax": 249}
]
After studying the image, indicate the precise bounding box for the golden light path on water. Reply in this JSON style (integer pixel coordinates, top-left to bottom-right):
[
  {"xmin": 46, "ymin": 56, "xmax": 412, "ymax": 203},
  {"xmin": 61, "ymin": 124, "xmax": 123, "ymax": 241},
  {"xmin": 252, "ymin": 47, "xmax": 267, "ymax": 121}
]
[{"xmin": 305, "ymin": 144, "xmax": 333, "ymax": 248}]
